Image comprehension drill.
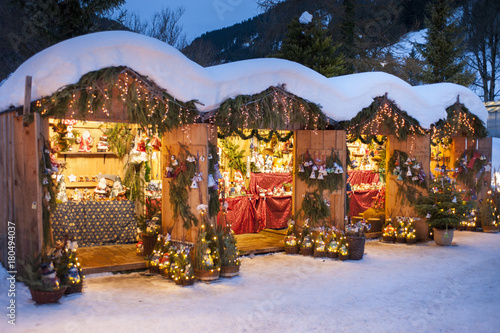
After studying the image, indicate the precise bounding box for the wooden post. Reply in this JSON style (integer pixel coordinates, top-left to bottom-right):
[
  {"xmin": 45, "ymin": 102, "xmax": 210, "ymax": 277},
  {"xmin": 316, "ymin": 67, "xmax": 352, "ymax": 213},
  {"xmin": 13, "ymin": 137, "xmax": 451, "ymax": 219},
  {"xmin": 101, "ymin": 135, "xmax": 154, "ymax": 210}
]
[{"xmin": 22, "ymin": 76, "xmax": 32, "ymax": 118}]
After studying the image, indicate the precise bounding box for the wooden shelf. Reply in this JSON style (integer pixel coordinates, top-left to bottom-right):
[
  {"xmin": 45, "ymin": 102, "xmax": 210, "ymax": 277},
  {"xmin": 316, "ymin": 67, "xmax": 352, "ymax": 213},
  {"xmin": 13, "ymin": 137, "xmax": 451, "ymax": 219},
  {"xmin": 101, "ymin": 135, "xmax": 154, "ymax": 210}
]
[
  {"xmin": 59, "ymin": 151, "xmax": 116, "ymax": 156},
  {"xmin": 66, "ymin": 182, "xmax": 98, "ymax": 188}
]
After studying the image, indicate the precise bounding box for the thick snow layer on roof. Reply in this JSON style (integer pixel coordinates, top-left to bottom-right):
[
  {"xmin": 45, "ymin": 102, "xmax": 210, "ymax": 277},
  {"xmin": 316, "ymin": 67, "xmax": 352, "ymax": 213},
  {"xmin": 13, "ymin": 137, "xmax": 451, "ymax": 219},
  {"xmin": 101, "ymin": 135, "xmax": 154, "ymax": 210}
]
[{"xmin": 0, "ymin": 31, "xmax": 487, "ymax": 128}]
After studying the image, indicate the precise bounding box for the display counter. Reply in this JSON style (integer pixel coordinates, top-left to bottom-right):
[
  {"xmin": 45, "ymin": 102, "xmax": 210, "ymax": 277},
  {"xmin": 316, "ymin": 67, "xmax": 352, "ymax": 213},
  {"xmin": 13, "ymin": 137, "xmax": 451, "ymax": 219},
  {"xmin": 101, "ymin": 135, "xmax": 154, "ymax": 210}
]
[{"xmin": 52, "ymin": 200, "xmax": 136, "ymax": 247}]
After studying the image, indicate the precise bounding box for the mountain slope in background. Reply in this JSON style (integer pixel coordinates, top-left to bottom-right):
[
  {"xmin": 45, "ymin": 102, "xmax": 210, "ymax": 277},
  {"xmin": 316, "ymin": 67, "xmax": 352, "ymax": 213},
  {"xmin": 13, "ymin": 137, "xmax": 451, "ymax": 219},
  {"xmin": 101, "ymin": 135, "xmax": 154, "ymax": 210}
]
[{"xmin": 182, "ymin": 0, "xmax": 434, "ymax": 67}]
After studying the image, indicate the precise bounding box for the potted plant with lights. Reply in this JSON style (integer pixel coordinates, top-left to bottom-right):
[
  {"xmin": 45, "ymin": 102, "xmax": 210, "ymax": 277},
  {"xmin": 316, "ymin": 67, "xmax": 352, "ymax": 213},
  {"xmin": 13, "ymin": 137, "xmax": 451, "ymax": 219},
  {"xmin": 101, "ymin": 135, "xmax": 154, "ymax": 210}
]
[
  {"xmin": 313, "ymin": 227, "xmax": 327, "ymax": 258},
  {"xmin": 405, "ymin": 219, "xmax": 417, "ymax": 244},
  {"xmin": 19, "ymin": 254, "xmax": 67, "ymax": 304},
  {"xmin": 337, "ymin": 233, "xmax": 349, "ymax": 261},
  {"xmin": 382, "ymin": 219, "xmax": 396, "ymax": 243},
  {"xmin": 194, "ymin": 205, "xmax": 221, "ymax": 281},
  {"xmin": 299, "ymin": 191, "xmax": 330, "ymax": 256},
  {"xmin": 416, "ymin": 174, "xmax": 467, "ymax": 246},
  {"xmin": 326, "ymin": 230, "xmax": 340, "ymax": 258},
  {"xmin": 170, "ymin": 245, "xmax": 195, "ymax": 286},
  {"xmin": 284, "ymin": 219, "xmax": 299, "ymax": 254},
  {"xmin": 480, "ymin": 191, "xmax": 500, "ymax": 233}
]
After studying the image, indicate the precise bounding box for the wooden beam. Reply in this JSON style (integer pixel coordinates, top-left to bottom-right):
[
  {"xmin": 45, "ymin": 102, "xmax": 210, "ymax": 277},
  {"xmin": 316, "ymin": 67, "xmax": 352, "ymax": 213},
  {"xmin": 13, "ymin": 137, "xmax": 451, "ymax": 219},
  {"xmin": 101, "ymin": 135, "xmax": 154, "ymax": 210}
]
[{"xmin": 22, "ymin": 75, "xmax": 32, "ymax": 117}]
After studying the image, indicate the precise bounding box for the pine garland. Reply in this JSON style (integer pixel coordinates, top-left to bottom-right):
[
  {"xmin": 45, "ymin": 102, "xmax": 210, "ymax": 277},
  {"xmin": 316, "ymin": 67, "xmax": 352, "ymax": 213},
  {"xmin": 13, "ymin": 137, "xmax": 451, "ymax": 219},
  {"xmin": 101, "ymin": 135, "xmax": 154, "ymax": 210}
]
[
  {"xmin": 30, "ymin": 66, "xmax": 199, "ymax": 134},
  {"xmin": 218, "ymin": 129, "xmax": 293, "ymax": 143},
  {"xmin": 343, "ymin": 95, "xmax": 426, "ymax": 141},
  {"xmin": 215, "ymin": 86, "xmax": 328, "ymax": 137},
  {"xmin": 431, "ymin": 101, "xmax": 488, "ymax": 143}
]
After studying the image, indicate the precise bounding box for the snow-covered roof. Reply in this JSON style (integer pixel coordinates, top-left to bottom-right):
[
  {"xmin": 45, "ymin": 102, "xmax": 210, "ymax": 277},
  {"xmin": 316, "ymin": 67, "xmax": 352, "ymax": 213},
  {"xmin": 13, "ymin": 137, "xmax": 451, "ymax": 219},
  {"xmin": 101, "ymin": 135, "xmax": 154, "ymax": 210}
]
[{"xmin": 0, "ymin": 30, "xmax": 487, "ymax": 128}]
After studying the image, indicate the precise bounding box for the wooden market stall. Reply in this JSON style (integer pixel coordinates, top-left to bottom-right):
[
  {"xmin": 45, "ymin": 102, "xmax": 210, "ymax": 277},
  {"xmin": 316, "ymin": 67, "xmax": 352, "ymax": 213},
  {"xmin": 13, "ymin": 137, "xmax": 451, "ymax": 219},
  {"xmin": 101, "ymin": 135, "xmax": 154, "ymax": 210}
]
[{"xmin": 0, "ymin": 31, "xmax": 491, "ymax": 272}]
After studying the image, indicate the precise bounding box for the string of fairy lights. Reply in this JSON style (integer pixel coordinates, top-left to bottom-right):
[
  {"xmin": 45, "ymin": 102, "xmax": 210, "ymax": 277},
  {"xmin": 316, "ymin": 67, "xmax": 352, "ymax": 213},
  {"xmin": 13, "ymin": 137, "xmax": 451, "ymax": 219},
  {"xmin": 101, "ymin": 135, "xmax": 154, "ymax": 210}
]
[{"xmin": 33, "ymin": 67, "xmax": 483, "ymax": 142}]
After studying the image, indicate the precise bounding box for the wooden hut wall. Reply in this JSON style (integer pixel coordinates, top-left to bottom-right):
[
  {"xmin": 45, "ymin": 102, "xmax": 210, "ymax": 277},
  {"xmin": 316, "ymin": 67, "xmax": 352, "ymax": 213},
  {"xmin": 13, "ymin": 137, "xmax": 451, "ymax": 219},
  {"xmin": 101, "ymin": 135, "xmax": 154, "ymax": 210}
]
[
  {"xmin": 294, "ymin": 130, "xmax": 347, "ymax": 230},
  {"xmin": 385, "ymin": 134, "xmax": 431, "ymax": 240},
  {"xmin": 161, "ymin": 124, "xmax": 214, "ymax": 243},
  {"xmin": 452, "ymin": 137, "xmax": 492, "ymax": 200},
  {"xmin": 0, "ymin": 112, "xmax": 47, "ymax": 267}
]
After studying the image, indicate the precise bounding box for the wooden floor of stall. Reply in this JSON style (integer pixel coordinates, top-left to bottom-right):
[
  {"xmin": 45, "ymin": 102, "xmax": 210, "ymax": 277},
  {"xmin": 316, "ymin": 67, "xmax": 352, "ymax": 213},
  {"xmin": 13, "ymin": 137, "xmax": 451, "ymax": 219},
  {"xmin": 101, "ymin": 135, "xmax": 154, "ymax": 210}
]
[{"xmin": 78, "ymin": 229, "xmax": 286, "ymax": 275}]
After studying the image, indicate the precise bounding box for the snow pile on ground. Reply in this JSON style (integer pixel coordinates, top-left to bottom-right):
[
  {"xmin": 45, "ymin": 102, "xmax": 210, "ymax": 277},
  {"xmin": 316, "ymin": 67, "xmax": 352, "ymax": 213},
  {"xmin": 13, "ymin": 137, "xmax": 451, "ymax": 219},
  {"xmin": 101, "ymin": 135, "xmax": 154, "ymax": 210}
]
[
  {"xmin": 0, "ymin": 31, "xmax": 487, "ymax": 128},
  {"xmin": 1, "ymin": 231, "xmax": 499, "ymax": 332}
]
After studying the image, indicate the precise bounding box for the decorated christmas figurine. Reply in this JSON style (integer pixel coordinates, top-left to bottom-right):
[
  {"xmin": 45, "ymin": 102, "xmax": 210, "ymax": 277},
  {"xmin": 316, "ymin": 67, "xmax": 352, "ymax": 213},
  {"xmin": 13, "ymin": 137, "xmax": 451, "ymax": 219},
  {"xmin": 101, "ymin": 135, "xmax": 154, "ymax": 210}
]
[
  {"xmin": 77, "ymin": 130, "xmax": 93, "ymax": 152},
  {"xmin": 96, "ymin": 135, "xmax": 108, "ymax": 152},
  {"xmin": 41, "ymin": 261, "xmax": 60, "ymax": 289},
  {"xmin": 56, "ymin": 176, "xmax": 68, "ymax": 203},
  {"xmin": 94, "ymin": 177, "xmax": 109, "ymax": 199},
  {"xmin": 110, "ymin": 176, "xmax": 127, "ymax": 200}
]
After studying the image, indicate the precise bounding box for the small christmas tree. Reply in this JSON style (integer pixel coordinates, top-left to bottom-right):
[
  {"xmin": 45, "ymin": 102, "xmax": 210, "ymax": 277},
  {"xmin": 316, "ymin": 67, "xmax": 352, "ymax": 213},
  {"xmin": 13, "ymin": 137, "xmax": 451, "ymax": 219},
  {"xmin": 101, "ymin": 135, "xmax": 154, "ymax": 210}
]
[
  {"xmin": 416, "ymin": 173, "xmax": 467, "ymax": 230},
  {"xmin": 170, "ymin": 245, "xmax": 195, "ymax": 286},
  {"xmin": 284, "ymin": 219, "xmax": 299, "ymax": 254},
  {"xmin": 194, "ymin": 205, "xmax": 221, "ymax": 279}
]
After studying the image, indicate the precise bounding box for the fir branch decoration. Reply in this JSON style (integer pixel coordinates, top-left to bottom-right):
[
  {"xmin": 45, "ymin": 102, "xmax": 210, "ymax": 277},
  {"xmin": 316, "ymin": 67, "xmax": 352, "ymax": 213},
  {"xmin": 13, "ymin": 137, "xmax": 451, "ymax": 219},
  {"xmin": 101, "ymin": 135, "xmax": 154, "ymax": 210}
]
[
  {"xmin": 215, "ymin": 86, "xmax": 327, "ymax": 137},
  {"xmin": 31, "ymin": 66, "xmax": 198, "ymax": 134},
  {"xmin": 453, "ymin": 149, "xmax": 488, "ymax": 193},
  {"xmin": 167, "ymin": 144, "xmax": 199, "ymax": 229},
  {"xmin": 343, "ymin": 95, "xmax": 426, "ymax": 141},
  {"xmin": 208, "ymin": 141, "xmax": 220, "ymax": 219},
  {"xmin": 219, "ymin": 138, "xmax": 247, "ymax": 175},
  {"xmin": 297, "ymin": 149, "xmax": 343, "ymax": 193},
  {"xmin": 299, "ymin": 191, "xmax": 331, "ymax": 228},
  {"xmin": 431, "ymin": 100, "xmax": 488, "ymax": 144},
  {"xmin": 101, "ymin": 123, "xmax": 134, "ymax": 157}
]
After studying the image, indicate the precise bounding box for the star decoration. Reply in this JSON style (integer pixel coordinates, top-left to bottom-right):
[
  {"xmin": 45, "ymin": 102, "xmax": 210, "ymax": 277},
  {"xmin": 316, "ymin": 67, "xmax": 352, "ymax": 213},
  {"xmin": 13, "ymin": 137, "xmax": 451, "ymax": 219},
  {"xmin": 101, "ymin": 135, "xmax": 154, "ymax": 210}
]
[
  {"xmin": 484, "ymin": 164, "xmax": 491, "ymax": 172},
  {"xmin": 68, "ymin": 174, "xmax": 77, "ymax": 182}
]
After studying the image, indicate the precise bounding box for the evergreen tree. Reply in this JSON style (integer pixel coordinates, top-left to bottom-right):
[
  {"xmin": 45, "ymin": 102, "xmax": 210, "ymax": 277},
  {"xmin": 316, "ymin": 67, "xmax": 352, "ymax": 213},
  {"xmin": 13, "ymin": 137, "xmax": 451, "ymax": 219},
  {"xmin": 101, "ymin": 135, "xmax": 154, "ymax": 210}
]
[
  {"xmin": 419, "ymin": 0, "xmax": 474, "ymax": 86},
  {"xmin": 415, "ymin": 173, "xmax": 468, "ymax": 230},
  {"xmin": 11, "ymin": 0, "xmax": 125, "ymax": 46},
  {"xmin": 340, "ymin": 0, "xmax": 356, "ymax": 74},
  {"xmin": 274, "ymin": 14, "xmax": 345, "ymax": 78}
]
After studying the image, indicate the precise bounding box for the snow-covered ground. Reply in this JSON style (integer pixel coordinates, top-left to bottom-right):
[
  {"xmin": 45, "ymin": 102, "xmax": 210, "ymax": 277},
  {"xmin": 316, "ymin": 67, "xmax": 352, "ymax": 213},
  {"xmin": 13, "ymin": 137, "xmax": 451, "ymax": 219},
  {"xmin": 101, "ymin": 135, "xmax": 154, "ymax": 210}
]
[{"xmin": 2, "ymin": 231, "xmax": 499, "ymax": 332}]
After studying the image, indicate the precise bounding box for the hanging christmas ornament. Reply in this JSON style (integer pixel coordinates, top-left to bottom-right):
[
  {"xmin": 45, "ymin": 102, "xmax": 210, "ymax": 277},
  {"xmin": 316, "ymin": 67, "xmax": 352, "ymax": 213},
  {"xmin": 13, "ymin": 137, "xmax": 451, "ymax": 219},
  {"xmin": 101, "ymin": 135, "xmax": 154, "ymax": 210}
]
[
  {"xmin": 397, "ymin": 173, "xmax": 403, "ymax": 181},
  {"xmin": 406, "ymin": 167, "xmax": 412, "ymax": 177},
  {"xmin": 208, "ymin": 153, "xmax": 213, "ymax": 160},
  {"xmin": 310, "ymin": 170, "xmax": 316, "ymax": 179},
  {"xmin": 426, "ymin": 213, "xmax": 431, "ymax": 218},
  {"xmin": 207, "ymin": 174, "xmax": 216, "ymax": 188},
  {"xmin": 43, "ymin": 176, "xmax": 49, "ymax": 185},
  {"xmin": 165, "ymin": 167, "xmax": 173, "ymax": 178},
  {"xmin": 190, "ymin": 178, "xmax": 198, "ymax": 189},
  {"xmin": 413, "ymin": 162, "xmax": 421, "ymax": 170},
  {"xmin": 312, "ymin": 165, "xmax": 318, "ymax": 171},
  {"xmin": 196, "ymin": 172, "xmax": 203, "ymax": 182},
  {"xmin": 200, "ymin": 155, "xmax": 206, "ymax": 162},
  {"xmin": 317, "ymin": 172, "xmax": 324, "ymax": 180},
  {"xmin": 299, "ymin": 164, "xmax": 305, "ymax": 173}
]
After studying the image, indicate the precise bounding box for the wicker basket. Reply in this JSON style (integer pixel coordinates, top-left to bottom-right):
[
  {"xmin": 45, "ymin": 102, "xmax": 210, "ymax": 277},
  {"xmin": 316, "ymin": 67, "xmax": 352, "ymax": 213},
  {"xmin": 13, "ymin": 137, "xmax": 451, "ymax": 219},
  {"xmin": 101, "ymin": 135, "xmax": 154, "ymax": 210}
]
[
  {"xmin": 148, "ymin": 265, "xmax": 160, "ymax": 274},
  {"xmin": 396, "ymin": 237, "xmax": 407, "ymax": 243},
  {"xmin": 339, "ymin": 253, "xmax": 349, "ymax": 261},
  {"xmin": 300, "ymin": 246, "xmax": 314, "ymax": 256},
  {"xmin": 175, "ymin": 277, "xmax": 195, "ymax": 286},
  {"xmin": 141, "ymin": 234, "xmax": 157, "ymax": 257},
  {"xmin": 30, "ymin": 286, "xmax": 67, "ymax": 304},
  {"xmin": 284, "ymin": 246, "xmax": 299, "ymax": 255},
  {"xmin": 346, "ymin": 236, "xmax": 365, "ymax": 260},
  {"xmin": 220, "ymin": 265, "xmax": 240, "ymax": 278},
  {"xmin": 327, "ymin": 251, "xmax": 339, "ymax": 259},
  {"xmin": 65, "ymin": 282, "xmax": 83, "ymax": 295},
  {"xmin": 406, "ymin": 237, "xmax": 417, "ymax": 244},
  {"xmin": 382, "ymin": 235, "xmax": 396, "ymax": 243},
  {"xmin": 482, "ymin": 226, "xmax": 500, "ymax": 233},
  {"xmin": 194, "ymin": 269, "xmax": 220, "ymax": 281},
  {"xmin": 313, "ymin": 249, "xmax": 327, "ymax": 258}
]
